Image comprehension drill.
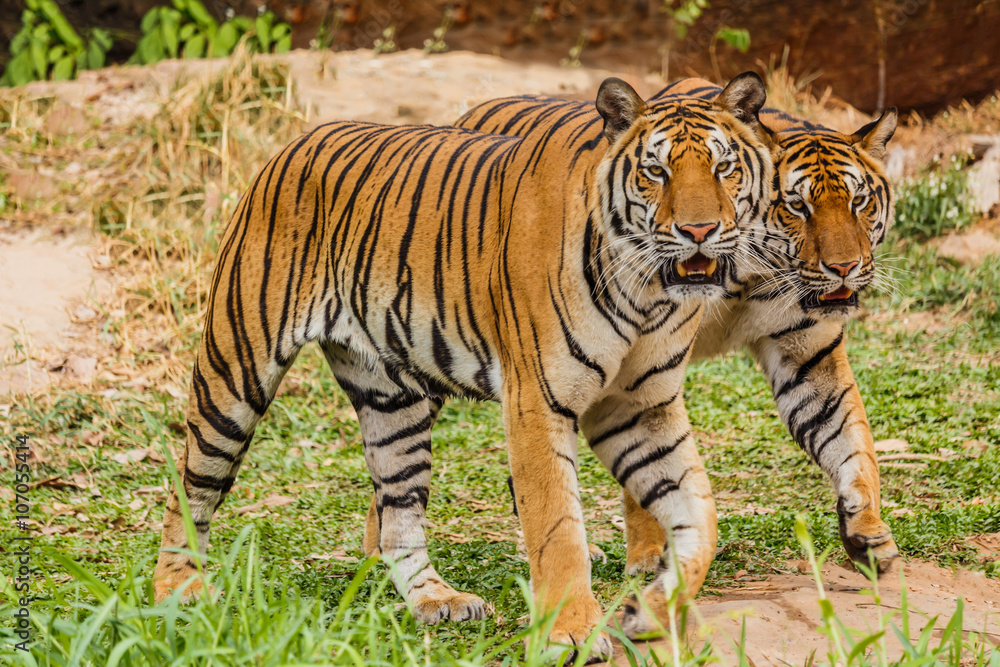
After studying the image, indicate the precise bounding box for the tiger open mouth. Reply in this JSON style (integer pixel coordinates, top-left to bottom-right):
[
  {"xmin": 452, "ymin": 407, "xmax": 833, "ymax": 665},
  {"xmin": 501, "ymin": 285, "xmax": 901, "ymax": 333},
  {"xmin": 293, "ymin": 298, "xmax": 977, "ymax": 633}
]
[
  {"xmin": 802, "ymin": 286, "xmax": 859, "ymax": 309},
  {"xmin": 662, "ymin": 252, "xmax": 725, "ymax": 287}
]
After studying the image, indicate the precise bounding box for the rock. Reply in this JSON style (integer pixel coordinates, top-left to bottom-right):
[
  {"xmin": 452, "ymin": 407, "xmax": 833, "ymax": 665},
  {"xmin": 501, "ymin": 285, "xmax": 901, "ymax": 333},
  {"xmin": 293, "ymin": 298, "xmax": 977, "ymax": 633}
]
[
  {"xmin": 63, "ymin": 354, "xmax": 98, "ymax": 382},
  {"xmin": 111, "ymin": 449, "xmax": 148, "ymax": 465},
  {"xmin": 6, "ymin": 170, "xmax": 59, "ymax": 201},
  {"xmin": 884, "ymin": 146, "xmax": 911, "ymax": 184},
  {"xmin": 42, "ymin": 106, "xmax": 91, "ymax": 136},
  {"xmin": 937, "ymin": 231, "xmax": 1000, "ymax": 265},
  {"xmin": 967, "ymin": 141, "xmax": 1000, "ymax": 214},
  {"xmin": 874, "ymin": 438, "xmax": 910, "ymax": 452}
]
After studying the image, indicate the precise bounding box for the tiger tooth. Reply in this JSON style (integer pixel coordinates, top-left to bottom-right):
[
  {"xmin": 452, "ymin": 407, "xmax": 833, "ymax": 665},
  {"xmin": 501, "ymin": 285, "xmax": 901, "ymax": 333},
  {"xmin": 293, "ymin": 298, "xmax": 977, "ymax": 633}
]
[
  {"xmin": 676, "ymin": 263, "xmax": 688, "ymax": 277},
  {"xmin": 706, "ymin": 258, "xmax": 717, "ymax": 276},
  {"xmin": 818, "ymin": 293, "xmax": 826, "ymax": 301}
]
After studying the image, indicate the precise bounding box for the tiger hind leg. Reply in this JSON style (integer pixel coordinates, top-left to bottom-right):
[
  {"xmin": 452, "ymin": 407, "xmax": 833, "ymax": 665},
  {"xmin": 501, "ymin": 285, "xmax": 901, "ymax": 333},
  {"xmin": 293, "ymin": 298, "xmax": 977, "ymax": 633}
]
[
  {"xmin": 153, "ymin": 346, "xmax": 298, "ymax": 603},
  {"xmin": 325, "ymin": 345, "xmax": 488, "ymax": 624}
]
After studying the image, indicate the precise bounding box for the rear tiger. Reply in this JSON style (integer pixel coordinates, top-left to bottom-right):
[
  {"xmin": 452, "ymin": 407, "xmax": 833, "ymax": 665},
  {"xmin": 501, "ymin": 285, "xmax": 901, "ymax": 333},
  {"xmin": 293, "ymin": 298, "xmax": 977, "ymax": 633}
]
[{"xmin": 154, "ymin": 75, "xmax": 774, "ymax": 661}]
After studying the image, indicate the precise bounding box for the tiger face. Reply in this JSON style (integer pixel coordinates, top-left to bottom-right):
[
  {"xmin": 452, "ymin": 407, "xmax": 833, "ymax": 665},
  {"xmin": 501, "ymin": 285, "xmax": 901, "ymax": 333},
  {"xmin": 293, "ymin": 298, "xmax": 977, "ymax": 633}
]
[
  {"xmin": 750, "ymin": 112, "xmax": 896, "ymax": 316},
  {"xmin": 594, "ymin": 74, "xmax": 773, "ymax": 303}
]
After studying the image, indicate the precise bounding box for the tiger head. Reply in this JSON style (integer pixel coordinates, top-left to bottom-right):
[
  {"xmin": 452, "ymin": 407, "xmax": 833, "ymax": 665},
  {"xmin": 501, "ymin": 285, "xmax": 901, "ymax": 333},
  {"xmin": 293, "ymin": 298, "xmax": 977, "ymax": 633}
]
[
  {"xmin": 593, "ymin": 73, "xmax": 774, "ymax": 303},
  {"xmin": 747, "ymin": 111, "xmax": 897, "ymax": 316}
]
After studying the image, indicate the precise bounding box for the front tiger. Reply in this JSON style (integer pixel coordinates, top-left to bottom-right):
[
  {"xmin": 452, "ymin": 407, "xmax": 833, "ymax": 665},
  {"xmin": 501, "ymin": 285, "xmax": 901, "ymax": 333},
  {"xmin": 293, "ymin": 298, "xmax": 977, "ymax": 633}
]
[
  {"xmin": 457, "ymin": 79, "xmax": 901, "ymax": 597},
  {"xmin": 153, "ymin": 75, "xmax": 773, "ymax": 660}
]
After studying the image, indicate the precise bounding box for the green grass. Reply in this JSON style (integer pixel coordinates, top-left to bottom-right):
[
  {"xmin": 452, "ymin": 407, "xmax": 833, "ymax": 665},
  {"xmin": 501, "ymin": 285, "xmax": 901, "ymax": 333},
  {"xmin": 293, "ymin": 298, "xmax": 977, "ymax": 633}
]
[
  {"xmin": 2, "ymin": 54, "xmax": 999, "ymax": 665},
  {"xmin": 892, "ymin": 154, "xmax": 977, "ymax": 241},
  {"xmin": 3, "ymin": 259, "xmax": 998, "ymax": 663}
]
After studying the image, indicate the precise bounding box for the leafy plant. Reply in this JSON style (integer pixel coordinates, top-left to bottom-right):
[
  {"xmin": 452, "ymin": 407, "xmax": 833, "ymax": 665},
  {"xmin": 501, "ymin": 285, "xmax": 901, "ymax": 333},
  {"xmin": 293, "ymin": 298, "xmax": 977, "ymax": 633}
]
[
  {"xmin": 893, "ymin": 153, "xmax": 977, "ymax": 241},
  {"xmin": 423, "ymin": 8, "xmax": 454, "ymax": 54},
  {"xmin": 130, "ymin": 0, "xmax": 292, "ymax": 65},
  {"xmin": 660, "ymin": 0, "xmax": 751, "ymax": 80},
  {"xmin": 0, "ymin": 0, "xmax": 112, "ymax": 86},
  {"xmin": 560, "ymin": 32, "xmax": 588, "ymax": 68},
  {"xmin": 373, "ymin": 26, "xmax": 398, "ymax": 55}
]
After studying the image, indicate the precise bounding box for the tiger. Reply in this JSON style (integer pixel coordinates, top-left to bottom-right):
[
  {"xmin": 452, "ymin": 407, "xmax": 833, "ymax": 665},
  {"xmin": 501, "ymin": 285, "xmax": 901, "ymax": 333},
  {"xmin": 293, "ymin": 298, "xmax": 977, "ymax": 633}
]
[
  {"xmin": 451, "ymin": 78, "xmax": 900, "ymax": 630},
  {"xmin": 152, "ymin": 73, "xmax": 775, "ymax": 662}
]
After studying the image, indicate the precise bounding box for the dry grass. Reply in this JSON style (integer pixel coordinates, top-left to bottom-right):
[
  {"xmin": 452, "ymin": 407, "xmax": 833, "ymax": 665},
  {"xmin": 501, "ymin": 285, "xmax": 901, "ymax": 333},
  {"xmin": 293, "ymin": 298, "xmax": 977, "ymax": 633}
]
[{"xmin": 0, "ymin": 46, "xmax": 309, "ymax": 399}]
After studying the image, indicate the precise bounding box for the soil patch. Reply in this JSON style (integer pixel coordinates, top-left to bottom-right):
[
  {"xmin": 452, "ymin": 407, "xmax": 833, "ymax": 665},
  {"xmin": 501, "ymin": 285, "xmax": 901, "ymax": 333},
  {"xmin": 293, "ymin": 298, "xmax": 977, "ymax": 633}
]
[
  {"xmin": 0, "ymin": 229, "xmax": 111, "ymax": 396},
  {"xmin": 608, "ymin": 560, "xmax": 1000, "ymax": 665}
]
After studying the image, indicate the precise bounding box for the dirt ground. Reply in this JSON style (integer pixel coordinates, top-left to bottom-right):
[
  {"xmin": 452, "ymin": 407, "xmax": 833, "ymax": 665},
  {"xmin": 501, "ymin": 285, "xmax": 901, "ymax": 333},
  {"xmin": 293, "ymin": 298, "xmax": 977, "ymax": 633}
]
[
  {"xmin": 2, "ymin": 49, "xmax": 999, "ymax": 660},
  {"xmin": 612, "ymin": 555, "xmax": 1000, "ymax": 665}
]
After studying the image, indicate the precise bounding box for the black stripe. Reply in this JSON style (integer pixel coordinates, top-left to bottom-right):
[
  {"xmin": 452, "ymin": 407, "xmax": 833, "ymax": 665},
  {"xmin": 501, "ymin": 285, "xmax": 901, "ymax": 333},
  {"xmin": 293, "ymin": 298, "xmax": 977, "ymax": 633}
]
[
  {"xmin": 625, "ymin": 340, "xmax": 693, "ymax": 392},
  {"xmin": 774, "ymin": 330, "xmax": 844, "ymax": 399},
  {"xmin": 366, "ymin": 415, "xmax": 434, "ymax": 449},
  {"xmin": 770, "ymin": 318, "xmax": 817, "ymax": 339}
]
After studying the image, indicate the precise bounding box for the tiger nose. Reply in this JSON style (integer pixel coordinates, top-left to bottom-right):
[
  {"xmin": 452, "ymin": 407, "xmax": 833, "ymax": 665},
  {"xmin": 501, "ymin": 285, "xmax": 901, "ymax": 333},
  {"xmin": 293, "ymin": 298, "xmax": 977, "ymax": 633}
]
[
  {"xmin": 824, "ymin": 260, "xmax": 860, "ymax": 277},
  {"xmin": 676, "ymin": 222, "xmax": 720, "ymax": 244}
]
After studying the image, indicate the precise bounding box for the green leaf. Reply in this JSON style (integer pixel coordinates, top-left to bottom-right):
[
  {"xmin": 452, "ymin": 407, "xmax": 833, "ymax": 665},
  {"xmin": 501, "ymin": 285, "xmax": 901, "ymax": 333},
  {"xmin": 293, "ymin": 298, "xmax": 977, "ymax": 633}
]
[
  {"xmin": 183, "ymin": 33, "xmax": 206, "ymax": 59},
  {"xmin": 161, "ymin": 13, "xmax": 180, "ymax": 57},
  {"xmin": 715, "ymin": 27, "xmax": 751, "ymax": 53},
  {"xmin": 179, "ymin": 22, "xmax": 198, "ymax": 41},
  {"xmin": 11, "ymin": 27, "xmax": 32, "ymax": 55},
  {"xmin": 25, "ymin": 0, "xmax": 40, "ymax": 12},
  {"xmin": 40, "ymin": 0, "xmax": 84, "ymax": 49},
  {"xmin": 186, "ymin": 0, "xmax": 217, "ymax": 29},
  {"xmin": 3, "ymin": 51, "xmax": 37, "ymax": 86},
  {"xmin": 271, "ymin": 23, "xmax": 291, "ymax": 39},
  {"xmin": 51, "ymin": 54, "xmax": 75, "ymax": 80},
  {"xmin": 86, "ymin": 38, "xmax": 106, "ymax": 70},
  {"xmin": 139, "ymin": 30, "xmax": 165, "ymax": 64},
  {"xmin": 215, "ymin": 21, "xmax": 239, "ymax": 54},
  {"xmin": 140, "ymin": 6, "xmax": 161, "ymax": 33},
  {"xmin": 30, "ymin": 36, "xmax": 49, "ymax": 78},
  {"xmin": 91, "ymin": 27, "xmax": 113, "ymax": 50},
  {"xmin": 846, "ymin": 630, "xmax": 884, "ymax": 662},
  {"xmin": 275, "ymin": 35, "xmax": 291, "ymax": 54},
  {"xmin": 255, "ymin": 15, "xmax": 271, "ymax": 52},
  {"xmin": 47, "ymin": 44, "xmax": 66, "ymax": 63}
]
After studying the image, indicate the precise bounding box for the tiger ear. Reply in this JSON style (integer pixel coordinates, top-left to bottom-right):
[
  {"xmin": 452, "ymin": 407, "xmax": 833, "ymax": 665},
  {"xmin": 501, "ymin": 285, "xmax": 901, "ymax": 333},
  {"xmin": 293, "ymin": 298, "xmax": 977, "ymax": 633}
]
[
  {"xmin": 596, "ymin": 77, "xmax": 647, "ymax": 142},
  {"xmin": 713, "ymin": 71, "xmax": 767, "ymax": 125},
  {"xmin": 851, "ymin": 108, "xmax": 897, "ymax": 161}
]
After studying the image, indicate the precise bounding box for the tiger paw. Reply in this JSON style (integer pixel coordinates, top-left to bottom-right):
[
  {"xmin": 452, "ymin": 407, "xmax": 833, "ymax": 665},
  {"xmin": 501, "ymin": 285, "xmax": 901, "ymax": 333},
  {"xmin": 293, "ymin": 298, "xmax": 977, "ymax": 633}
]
[
  {"xmin": 412, "ymin": 590, "xmax": 491, "ymax": 624},
  {"xmin": 837, "ymin": 504, "xmax": 899, "ymax": 576},
  {"xmin": 620, "ymin": 595, "xmax": 660, "ymax": 639},
  {"xmin": 588, "ymin": 543, "xmax": 607, "ymax": 564},
  {"xmin": 625, "ymin": 543, "xmax": 662, "ymax": 576},
  {"xmin": 153, "ymin": 571, "xmax": 214, "ymax": 604},
  {"xmin": 548, "ymin": 625, "xmax": 613, "ymax": 665}
]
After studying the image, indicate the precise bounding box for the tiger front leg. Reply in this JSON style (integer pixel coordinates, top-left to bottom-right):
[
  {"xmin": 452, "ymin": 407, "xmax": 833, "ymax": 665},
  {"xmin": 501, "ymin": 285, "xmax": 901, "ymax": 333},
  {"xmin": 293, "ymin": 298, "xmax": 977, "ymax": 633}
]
[
  {"xmin": 752, "ymin": 323, "xmax": 899, "ymax": 574},
  {"xmin": 504, "ymin": 397, "xmax": 613, "ymax": 664},
  {"xmin": 583, "ymin": 392, "xmax": 717, "ymax": 639},
  {"xmin": 623, "ymin": 488, "xmax": 666, "ymax": 575}
]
